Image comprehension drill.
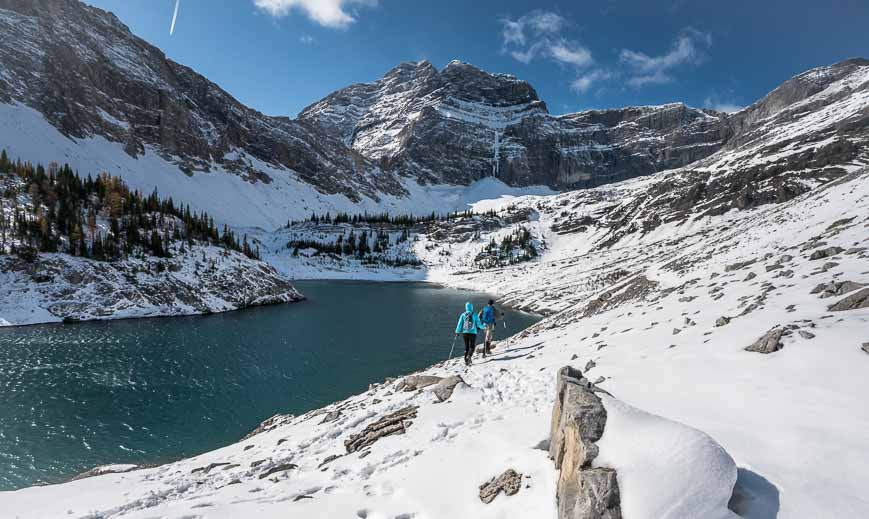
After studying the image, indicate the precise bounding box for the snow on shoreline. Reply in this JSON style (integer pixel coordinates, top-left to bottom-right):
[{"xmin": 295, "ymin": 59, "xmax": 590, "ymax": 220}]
[{"xmin": 0, "ymin": 245, "xmax": 303, "ymax": 328}]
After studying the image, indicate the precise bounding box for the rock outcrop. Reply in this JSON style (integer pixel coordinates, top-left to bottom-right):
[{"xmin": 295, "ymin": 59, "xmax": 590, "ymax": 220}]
[
  {"xmin": 809, "ymin": 247, "xmax": 845, "ymax": 261},
  {"xmin": 550, "ymin": 366, "xmax": 622, "ymax": 519},
  {"xmin": 395, "ymin": 373, "xmax": 466, "ymax": 402},
  {"xmin": 827, "ymin": 288, "xmax": 869, "ymax": 311},
  {"xmin": 811, "ymin": 280, "xmax": 866, "ymax": 298},
  {"xmin": 745, "ymin": 327, "xmax": 785, "ymax": 354},
  {"xmin": 432, "ymin": 376, "xmax": 466, "ymax": 402},
  {"xmin": 344, "ymin": 406, "xmax": 418, "ymax": 453}
]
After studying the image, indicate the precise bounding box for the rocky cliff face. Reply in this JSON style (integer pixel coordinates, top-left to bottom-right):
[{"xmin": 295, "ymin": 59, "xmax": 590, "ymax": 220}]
[{"xmin": 300, "ymin": 60, "xmax": 731, "ymax": 189}]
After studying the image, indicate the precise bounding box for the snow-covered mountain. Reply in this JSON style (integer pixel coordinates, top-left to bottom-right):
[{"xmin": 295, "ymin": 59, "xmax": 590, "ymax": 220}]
[
  {"xmin": 4, "ymin": 0, "xmax": 865, "ymax": 231},
  {"xmin": 300, "ymin": 60, "xmax": 730, "ymax": 188},
  {"xmin": 0, "ymin": 0, "xmax": 868, "ymax": 514}
]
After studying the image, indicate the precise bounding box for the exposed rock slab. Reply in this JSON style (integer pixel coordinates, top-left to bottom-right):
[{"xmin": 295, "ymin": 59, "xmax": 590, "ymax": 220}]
[
  {"xmin": 745, "ymin": 327, "xmax": 785, "ymax": 354},
  {"xmin": 827, "ymin": 288, "xmax": 869, "ymax": 311},
  {"xmin": 344, "ymin": 406, "xmax": 418, "ymax": 453},
  {"xmin": 479, "ymin": 469, "xmax": 522, "ymax": 504},
  {"xmin": 433, "ymin": 376, "xmax": 466, "ymax": 402},
  {"xmin": 809, "ymin": 246, "xmax": 844, "ymax": 260},
  {"xmin": 811, "ymin": 280, "xmax": 866, "ymax": 298}
]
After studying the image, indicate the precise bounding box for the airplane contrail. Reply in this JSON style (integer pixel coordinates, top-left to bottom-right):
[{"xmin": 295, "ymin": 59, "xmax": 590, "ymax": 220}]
[{"xmin": 169, "ymin": 0, "xmax": 180, "ymax": 35}]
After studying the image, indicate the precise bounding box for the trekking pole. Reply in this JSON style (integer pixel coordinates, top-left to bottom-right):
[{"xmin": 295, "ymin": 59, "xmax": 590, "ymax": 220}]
[{"xmin": 448, "ymin": 335, "xmax": 457, "ymax": 361}]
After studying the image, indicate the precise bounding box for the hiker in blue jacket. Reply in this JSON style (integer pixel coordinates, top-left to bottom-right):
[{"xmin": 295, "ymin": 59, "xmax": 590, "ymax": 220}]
[
  {"xmin": 455, "ymin": 302, "xmax": 484, "ymax": 366},
  {"xmin": 479, "ymin": 299, "xmax": 502, "ymax": 356}
]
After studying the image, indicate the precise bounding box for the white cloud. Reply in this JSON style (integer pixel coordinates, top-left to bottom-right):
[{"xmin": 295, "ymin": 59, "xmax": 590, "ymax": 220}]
[
  {"xmin": 571, "ymin": 69, "xmax": 612, "ymax": 94},
  {"xmin": 626, "ymin": 70, "xmax": 673, "ymax": 88},
  {"xmin": 526, "ymin": 11, "xmax": 566, "ymax": 34},
  {"xmin": 549, "ymin": 40, "xmax": 593, "ymax": 67},
  {"xmin": 500, "ymin": 11, "xmax": 567, "ymax": 48},
  {"xmin": 620, "ymin": 28, "xmax": 711, "ymax": 88},
  {"xmin": 500, "ymin": 11, "xmax": 593, "ymax": 70},
  {"xmin": 253, "ymin": 0, "xmax": 377, "ymax": 28},
  {"xmin": 510, "ymin": 42, "xmax": 544, "ymax": 64},
  {"xmin": 299, "ymin": 35, "xmax": 314, "ymax": 44},
  {"xmin": 501, "ymin": 19, "xmax": 526, "ymax": 46}
]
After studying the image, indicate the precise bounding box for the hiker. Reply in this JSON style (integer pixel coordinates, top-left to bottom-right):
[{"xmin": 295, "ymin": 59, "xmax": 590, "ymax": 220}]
[
  {"xmin": 478, "ymin": 299, "xmax": 502, "ymax": 356},
  {"xmin": 455, "ymin": 302, "xmax": 484, "ymax": 366}
]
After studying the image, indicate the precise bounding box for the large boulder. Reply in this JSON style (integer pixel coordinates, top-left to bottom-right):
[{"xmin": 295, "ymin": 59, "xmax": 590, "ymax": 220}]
[{"xmin": 550, "ymin": 366, "xmax": 622, "ymax": 519}]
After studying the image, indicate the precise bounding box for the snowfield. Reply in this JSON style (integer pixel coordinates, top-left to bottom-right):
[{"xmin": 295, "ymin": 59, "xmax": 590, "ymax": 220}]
[{"xmin": 4, "ymin": 160, "xmax": 868, "ymax": 517}]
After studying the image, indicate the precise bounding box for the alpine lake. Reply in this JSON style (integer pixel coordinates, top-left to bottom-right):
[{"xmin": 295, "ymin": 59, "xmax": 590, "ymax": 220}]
[{"xmin": 0, "ymin": 280, "xmax": 541, "ymax": 490}]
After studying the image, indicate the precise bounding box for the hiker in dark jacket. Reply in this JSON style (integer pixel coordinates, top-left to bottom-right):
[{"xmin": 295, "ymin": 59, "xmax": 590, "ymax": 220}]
[
  {"xmin": 455, "ymin": 302, "xmax": 484, "ymax": 366},
  {"xmin": 479, "ymin": 299, "xmax": 502, "ymax": 356}
]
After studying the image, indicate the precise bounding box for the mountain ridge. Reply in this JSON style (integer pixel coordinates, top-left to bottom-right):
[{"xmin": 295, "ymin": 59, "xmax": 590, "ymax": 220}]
[{"xmin": 0, "ymin": 0, "xmax": 866, "ymax": 229}]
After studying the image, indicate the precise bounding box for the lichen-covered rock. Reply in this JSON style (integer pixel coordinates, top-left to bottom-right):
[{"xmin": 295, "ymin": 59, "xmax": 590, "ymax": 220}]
[
  {"xmin": 478, "ymin": 469, "xmax": 522, "ymax": 504},
  {"xmin": 715, "ymin": 316, "xmax": 731, "ymax": 327}
]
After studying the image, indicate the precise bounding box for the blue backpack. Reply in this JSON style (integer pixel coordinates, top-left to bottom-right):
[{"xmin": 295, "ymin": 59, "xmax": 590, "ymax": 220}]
[{"xmin": 482, "ymin": 306, "xmax": 495, "ymax": 324}]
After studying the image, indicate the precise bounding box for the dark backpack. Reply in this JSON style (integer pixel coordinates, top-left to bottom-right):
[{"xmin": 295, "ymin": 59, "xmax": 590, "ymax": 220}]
[{"xmin": 461, "ymin": 311, "xmax": 476, "ymax": 333}]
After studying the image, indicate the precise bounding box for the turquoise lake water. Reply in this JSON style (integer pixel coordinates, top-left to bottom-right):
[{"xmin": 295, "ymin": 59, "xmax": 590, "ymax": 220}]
[{"xmin": 0, "ymin": 280, "xmax": 540, "ymax": 490}]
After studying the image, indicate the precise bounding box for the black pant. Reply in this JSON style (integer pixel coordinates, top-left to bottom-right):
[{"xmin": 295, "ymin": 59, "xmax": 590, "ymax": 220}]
[{"xmin": 462, "ymin": 333, "xmax": 477, "ymax": 364}]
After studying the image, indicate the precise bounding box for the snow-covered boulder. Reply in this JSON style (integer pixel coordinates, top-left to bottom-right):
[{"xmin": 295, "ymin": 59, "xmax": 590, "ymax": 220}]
[
  {"xmin": 550, "ymin": 365, "xmax": 738, "ymax": 519},
  {"xmin": 595, "ymin": 396, "xmax": 738, "ymax": 519}
]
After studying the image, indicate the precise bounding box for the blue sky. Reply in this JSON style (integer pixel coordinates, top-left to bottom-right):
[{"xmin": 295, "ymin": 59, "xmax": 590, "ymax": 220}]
[{"xmin": 83, "ymin": 0, "xmax": 868, "ymax": 117}]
